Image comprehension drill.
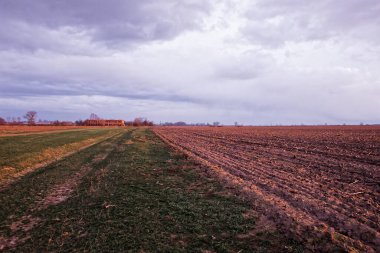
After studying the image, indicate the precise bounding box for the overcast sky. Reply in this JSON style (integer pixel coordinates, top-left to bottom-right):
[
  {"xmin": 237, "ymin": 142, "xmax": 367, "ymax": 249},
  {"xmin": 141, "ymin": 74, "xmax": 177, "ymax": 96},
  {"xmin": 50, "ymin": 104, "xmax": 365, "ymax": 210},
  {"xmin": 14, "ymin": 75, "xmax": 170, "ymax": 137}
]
[{"xmin": 0, "ymin": 0, "xmax": 379, "ymax": 125}]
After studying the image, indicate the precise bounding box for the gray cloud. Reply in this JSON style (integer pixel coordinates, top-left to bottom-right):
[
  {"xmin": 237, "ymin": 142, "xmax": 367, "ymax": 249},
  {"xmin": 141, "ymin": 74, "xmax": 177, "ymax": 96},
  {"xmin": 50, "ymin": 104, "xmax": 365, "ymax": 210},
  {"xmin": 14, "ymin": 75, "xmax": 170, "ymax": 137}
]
[
  {"xmin": 213, "ymin": 50, "xmax": 274, "ymax": 80},
  {"xmin": 0, "ymin": 0, "xmax": 379, "ymax": 125},
  {"xmin": 243, "ymin": 0, "xmax": 380, "ymax": 46},
  {"xmin": 0, "ymin": 0, "xmax": 212, "ymax": 51}
]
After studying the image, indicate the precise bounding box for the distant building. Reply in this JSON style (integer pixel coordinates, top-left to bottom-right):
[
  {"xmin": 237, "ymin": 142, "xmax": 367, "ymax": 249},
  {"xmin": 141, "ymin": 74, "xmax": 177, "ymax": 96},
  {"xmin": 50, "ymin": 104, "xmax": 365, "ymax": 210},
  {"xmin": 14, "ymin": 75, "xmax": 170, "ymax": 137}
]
[{"xmin": 84, "ymin": 119, "xmax": 125, "ymax": 126}]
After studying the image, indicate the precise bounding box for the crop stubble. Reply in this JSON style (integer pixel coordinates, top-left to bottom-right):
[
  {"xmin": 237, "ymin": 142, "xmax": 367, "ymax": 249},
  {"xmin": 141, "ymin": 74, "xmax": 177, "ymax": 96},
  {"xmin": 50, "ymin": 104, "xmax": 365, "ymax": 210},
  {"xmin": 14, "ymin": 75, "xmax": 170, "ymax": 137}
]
[{"xmin": 154, "ymin": 126, "xmax": 380, "ymax": 252}]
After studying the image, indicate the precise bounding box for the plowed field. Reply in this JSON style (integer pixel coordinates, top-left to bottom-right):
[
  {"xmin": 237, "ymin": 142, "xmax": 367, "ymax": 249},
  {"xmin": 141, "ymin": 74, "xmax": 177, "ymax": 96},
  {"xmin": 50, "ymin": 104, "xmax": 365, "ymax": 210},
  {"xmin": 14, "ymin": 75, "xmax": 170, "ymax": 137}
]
[{"xmin": 153, "ymin": 126, "xmax": 380, "ymax": 252}]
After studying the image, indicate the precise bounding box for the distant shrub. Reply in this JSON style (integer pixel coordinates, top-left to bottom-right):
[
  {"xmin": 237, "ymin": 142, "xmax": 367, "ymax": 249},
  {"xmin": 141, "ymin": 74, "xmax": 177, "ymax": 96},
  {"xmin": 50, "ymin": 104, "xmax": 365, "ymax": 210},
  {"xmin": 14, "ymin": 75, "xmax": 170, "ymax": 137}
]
[{"xmin": 0, "ymin": 117, "xmax": 6, "ymax": 125}]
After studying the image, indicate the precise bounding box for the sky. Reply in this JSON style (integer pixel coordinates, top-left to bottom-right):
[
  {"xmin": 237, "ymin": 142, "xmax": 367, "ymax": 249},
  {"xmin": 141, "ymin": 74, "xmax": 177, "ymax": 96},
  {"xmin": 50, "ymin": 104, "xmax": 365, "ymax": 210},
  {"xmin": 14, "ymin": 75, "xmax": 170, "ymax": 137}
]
[{"xmin": 0, "ymin": 0, "xmax": 379, "ymax": 125}]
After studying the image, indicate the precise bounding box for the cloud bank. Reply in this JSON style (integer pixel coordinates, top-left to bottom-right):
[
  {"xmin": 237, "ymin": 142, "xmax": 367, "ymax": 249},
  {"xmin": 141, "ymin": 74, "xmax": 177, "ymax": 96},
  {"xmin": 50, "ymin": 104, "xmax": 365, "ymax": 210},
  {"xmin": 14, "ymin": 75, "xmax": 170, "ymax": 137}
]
[{"xmin": 0, "ymin": 0, "xmax": 379, "ymax": 124}]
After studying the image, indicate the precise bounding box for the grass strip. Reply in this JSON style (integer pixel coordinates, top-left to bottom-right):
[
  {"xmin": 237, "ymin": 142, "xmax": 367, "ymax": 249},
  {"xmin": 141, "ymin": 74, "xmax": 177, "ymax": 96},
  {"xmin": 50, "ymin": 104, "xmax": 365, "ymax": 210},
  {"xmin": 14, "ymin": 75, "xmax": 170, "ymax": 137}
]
[{"xmin": 0, "ymin": 128, "xmax": 124, "ymax": 184}]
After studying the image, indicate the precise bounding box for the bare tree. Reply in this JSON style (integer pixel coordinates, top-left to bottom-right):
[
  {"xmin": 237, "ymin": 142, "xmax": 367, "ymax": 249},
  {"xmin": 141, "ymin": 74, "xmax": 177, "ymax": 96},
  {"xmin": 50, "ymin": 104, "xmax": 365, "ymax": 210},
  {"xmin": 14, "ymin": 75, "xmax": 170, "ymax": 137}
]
[
  {"xmin": 24, "ymin": 111, "xmax": 37, "ymax": 125},
  {"xmin": 132, "ymin": 117, "xmax": 153, "ymax": 126},
  {"xmin": 75, "ymin": 120, "xmax": 85, "ymax": 126},
  {"xmin": 90, "ymin": 113, "xmax": 101, "ymax": 120},
  {"xmin": 0, "ymin": 117, "xmax": 6, "ymax": 125},
  {"xmin": 133, "ymin": 117, "xmax": 144, "ymax": 126}
]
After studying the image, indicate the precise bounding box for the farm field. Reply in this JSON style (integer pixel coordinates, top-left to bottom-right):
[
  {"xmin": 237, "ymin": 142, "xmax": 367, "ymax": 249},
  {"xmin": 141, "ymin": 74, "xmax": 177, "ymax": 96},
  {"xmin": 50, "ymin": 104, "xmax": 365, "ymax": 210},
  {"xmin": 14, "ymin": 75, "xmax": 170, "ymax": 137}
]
[
  {"xmin": 0, "ymin": 127, "xmax": 123, "ymax": 187},
  {"xmin": 154, "ymin": 126, "xmax": 380, "ymax": 252},
  {"xmin": 0, "ymin": 127, "xmax": 303, "ymax": 252},
  {"xmin": 0, "ymin": 125, "xmax": 88, "ymax": 136}
]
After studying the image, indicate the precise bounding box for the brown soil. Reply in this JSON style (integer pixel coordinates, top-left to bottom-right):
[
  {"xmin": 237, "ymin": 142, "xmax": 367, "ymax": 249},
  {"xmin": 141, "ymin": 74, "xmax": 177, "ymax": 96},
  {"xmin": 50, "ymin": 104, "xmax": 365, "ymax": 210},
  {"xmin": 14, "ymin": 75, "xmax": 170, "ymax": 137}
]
[
  {"xmin": 9, "ymin": 215, "xmax": 41, "ymax": 232},
  {"xmin": 153, "ymin": 126, "xmax": 380, "ymax": 252},
  {"xmin": 37, "ymin": 165, "xmax": 91, "ymax": 209},
  {"xmin": 0, "ymin": 236, "xmax": 26, "ymax": 251}
]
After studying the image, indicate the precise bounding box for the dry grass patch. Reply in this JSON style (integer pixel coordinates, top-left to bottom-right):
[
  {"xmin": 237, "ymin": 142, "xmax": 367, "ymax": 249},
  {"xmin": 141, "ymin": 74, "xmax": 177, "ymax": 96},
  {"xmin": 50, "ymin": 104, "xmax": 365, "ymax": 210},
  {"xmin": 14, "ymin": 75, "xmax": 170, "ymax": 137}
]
[{"xmin": 0, "ymin": 129, "xmax": 122, "ymax": 187}]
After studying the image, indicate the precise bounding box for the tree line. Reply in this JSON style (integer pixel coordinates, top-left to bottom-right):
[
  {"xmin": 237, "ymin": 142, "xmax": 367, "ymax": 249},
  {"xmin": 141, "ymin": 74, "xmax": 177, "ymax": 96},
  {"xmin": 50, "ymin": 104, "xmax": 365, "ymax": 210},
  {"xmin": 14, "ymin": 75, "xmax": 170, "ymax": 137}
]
[
  {"xmin": 0, "ymin": 112, "xmax": 154, "ymax": 127},
  {"xmin": 0, "ymin": 111, "xmax": 38, "ymax": 125},
  {"xmin": 160, "ymin": 121, "xmax": 221, "ymax": 126}
]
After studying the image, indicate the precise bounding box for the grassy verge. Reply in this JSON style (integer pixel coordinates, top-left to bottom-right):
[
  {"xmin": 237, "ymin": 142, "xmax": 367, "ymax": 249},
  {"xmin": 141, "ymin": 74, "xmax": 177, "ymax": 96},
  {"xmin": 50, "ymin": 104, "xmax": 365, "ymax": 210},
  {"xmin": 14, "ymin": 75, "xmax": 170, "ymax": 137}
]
[
  {"xmin": 0, "ymin": 126, "xmax": 85, "ymax": 136},
  {"xmin": 0, "ymin": 128, "xmax": 124, "ymax": 184},
  {"xmin": 0, "ymin": 128, "xmax": 303, "ymax": 252}
]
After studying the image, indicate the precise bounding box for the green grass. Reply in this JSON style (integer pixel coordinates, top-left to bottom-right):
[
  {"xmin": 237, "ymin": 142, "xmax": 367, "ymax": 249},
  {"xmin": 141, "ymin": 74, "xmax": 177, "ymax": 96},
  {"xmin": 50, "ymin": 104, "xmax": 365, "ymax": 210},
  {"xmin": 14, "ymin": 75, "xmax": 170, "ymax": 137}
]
[
  {"xmin": 0, "ymin": 128, "xmax": 303, "ymax": 252},
  {"xmin": 0, "ymin": 128, "xmax": 118, "ymax": 168},
  {"xmin": 0, "ymin": 128, "xmax": 124, "ymax": 184}
]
